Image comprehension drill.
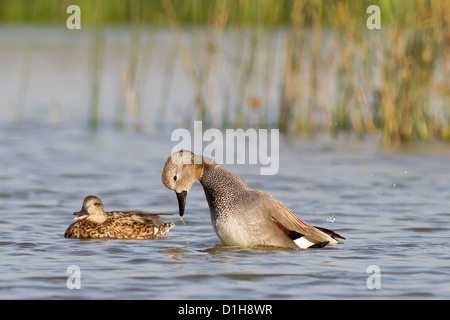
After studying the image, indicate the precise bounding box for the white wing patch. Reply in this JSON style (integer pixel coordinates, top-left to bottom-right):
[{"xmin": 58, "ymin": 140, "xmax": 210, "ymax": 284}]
[{"xmin": 294, "ymin": 237, "xmax": 315, "ymax": 249}]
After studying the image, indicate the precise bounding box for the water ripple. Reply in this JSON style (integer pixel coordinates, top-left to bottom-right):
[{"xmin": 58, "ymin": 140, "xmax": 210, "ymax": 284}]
[{"xmin": 1, "ymin": 127, "xmax": 450, "ymax": 299}]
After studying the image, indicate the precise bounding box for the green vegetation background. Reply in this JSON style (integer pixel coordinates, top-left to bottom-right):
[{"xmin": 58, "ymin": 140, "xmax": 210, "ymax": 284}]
[{"xmin": 1, "ymin": 0, "xmax": 449, "ymax": 147}]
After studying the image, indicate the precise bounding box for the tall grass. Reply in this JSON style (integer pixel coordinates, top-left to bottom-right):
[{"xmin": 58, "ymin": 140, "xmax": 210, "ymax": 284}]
[{"xmin": 2, "ymin": 0, "xmax": 449, "ymax": 146}]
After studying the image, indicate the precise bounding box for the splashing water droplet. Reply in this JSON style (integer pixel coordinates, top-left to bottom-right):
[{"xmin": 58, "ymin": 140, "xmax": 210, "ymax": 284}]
[
  {"xmin": 179, "ymin": 216, "xmax": 186, "ymax": 226},
  {"xmin": 326, "ymin": 216, "xmax": 335, "ymax": 223}
]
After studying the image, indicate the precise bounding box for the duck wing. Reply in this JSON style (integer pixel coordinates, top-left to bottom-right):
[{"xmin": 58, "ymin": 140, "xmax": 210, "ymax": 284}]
[
  {"xmin": 256, "ymin": 191, "xmax": 344, "ymax": 248},
  {"xmin": 108, "ymin": 211, "xmax": 173, "ymax": 227}
]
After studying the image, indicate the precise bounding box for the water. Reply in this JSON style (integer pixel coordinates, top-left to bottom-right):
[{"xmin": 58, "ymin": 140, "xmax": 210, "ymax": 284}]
[
  {"xmin": 1, "ymin": 26, "xmax": 450, "ymax": 299},
  {"xmin": 1, "ymin": 124, "xmax": 450, "ymax": 299}
]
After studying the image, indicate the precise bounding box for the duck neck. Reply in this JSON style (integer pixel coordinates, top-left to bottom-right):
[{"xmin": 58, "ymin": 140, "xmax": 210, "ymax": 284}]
[
  {"xmin": 199, "ymin": 163, "xmax": 248, "ymax": 214},
  {"xmin": 87, "ymin": 212, "xmax": 108, "ymax": 224}
]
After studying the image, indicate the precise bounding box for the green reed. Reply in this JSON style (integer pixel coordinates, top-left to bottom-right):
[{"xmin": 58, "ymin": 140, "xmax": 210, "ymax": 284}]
[{"xmin": 3, "ymin": 0, "xmax": 449, "ymax": 146}]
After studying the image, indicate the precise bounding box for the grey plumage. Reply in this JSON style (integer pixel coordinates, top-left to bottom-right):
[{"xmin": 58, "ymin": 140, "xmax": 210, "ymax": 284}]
[{"xmin": 162, "ymin": 150, "xmax": 345, "ymax": 250}]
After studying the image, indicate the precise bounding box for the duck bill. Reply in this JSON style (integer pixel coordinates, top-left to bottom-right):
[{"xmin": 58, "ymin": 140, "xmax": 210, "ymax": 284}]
[
  {"xmin": 176, "ymin": 190, "xmax": 187, "ymax": 217},
  {"xmin": 73, "ymin": 208, "xmax": 89, "ymax": 220}
]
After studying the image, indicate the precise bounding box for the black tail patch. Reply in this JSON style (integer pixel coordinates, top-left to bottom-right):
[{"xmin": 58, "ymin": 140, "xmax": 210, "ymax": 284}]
[
  {"xmin": 314, "ymin": 226, "xmax": 346, "ymax": 240},
  {"xmin": 309, "ymin": 241, "xmax": 329, "ymax": 248}
]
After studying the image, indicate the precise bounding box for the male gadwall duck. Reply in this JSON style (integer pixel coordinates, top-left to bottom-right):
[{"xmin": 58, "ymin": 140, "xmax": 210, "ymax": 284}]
[
  {"xmin": 161, "ymin": 150, "xmax": 345, "ymax": 249},
  {"xmin": 64, "ymin": 195, "xmax": 174, "ymax": 239}
]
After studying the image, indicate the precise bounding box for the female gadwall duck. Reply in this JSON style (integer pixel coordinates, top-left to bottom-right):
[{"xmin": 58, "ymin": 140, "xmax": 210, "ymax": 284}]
[
  {"xmin": 64, "ymin": 195, "xmax": 174, "ymax": 239},
  {"xmin": 161, "ymin": 150, "xmax": 345, "ymax": 249}
]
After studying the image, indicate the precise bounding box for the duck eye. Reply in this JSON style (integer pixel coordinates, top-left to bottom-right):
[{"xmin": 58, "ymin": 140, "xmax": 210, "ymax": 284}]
[{"xmin": 173, "ymin": 175, "xmax": 178, "ymax": 181}]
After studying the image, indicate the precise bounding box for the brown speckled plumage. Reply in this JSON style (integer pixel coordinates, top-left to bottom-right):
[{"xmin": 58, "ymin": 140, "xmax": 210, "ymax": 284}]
[{"xmin": 64, "ymin": 196, "xmax": 174, "ymax": 239}]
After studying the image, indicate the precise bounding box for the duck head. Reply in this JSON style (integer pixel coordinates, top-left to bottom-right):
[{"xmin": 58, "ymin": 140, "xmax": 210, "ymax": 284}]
[
  {"xmin": 161, "ymin": 150, "xmax": 204, "ymax": 217},
  {"xmin": 73, "ymin": 195, "xmax": 107, "ymax": 223}
]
